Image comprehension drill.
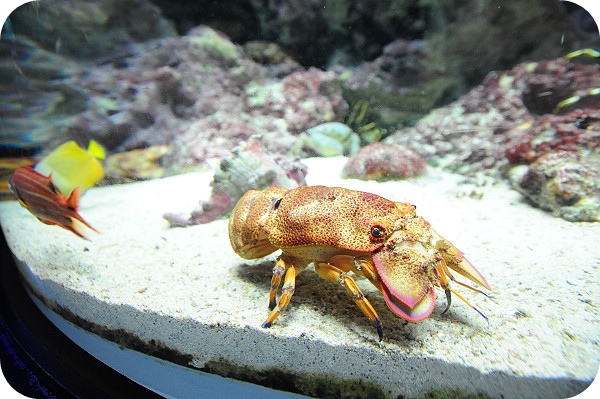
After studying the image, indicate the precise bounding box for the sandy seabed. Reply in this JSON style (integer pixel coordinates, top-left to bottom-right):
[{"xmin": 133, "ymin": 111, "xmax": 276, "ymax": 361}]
[{"xmin": 1, "ymin": 156, "xmax": 598, "ymax": 398}]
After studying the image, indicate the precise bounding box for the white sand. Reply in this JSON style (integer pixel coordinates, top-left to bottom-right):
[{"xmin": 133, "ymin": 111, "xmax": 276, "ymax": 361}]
[{"xmin": 1, "ymin": 156, "xmax": 598, "ymax": 398}]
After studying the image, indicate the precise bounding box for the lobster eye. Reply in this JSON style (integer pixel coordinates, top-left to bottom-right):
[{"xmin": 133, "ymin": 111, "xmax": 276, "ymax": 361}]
[{"xmin": 370, "ymin": 225, "xmax": 385, "ymax": 241}]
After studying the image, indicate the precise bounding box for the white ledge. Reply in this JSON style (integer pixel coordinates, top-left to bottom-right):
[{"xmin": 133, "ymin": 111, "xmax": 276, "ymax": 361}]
[{"xmin": 1, "ymin": 157, "xmax": 598, "ymax": 398}]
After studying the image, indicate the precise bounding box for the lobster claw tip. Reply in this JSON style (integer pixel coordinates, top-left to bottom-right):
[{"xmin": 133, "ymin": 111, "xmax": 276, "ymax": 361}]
[
  {"xmin": 435, "ymin": 234, "xmax": 491, "ymax": 291},
  {"xmin": 451, "ymin": 255, "xmax": 492, "ymax": 291}
]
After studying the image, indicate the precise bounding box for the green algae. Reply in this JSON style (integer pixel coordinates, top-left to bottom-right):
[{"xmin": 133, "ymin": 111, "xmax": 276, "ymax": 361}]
[{"xmin": 189, "ymin": 28, "xmax": 239, "ymax": 61}]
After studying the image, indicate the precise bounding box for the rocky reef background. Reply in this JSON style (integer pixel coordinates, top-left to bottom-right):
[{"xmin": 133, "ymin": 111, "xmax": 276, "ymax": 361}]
[{"xmin": 1, "ymin": 0, "xmax": 599, "ymax": 221}]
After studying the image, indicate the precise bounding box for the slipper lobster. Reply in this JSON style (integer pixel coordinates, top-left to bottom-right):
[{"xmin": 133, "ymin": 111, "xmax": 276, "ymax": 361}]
[{"xmin": 228, "ymin": 186, "xmax": 491, "ymax": 340}]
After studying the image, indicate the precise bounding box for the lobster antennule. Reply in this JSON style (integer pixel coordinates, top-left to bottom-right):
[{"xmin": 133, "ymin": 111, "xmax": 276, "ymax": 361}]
[{"xmin": 448, "ymin": 288, "xmax": 489, "ymax": 321}]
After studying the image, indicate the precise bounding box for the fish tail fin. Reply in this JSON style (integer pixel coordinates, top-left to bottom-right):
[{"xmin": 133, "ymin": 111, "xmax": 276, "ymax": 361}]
[
  {"xmin": 69, "ymin": 211, "xmax": 99, "ymax": 239},
  {"xmin": 61, "ymin": 222, "xmax": 90, "ymax": 241},
  {"xmin": 77, "ymin": 217, "xmax": 99, "ymax": 233},
  {"xmin": 66, "ymin": 187, "xmax": 99, "ymax": 235},
  {"xmin": 87, "ymin": 140, "xmax": 106, "ymax": 160},
  {"xmin": 35, "ymin": 216, "xmax": 91, "ymax": 240}
]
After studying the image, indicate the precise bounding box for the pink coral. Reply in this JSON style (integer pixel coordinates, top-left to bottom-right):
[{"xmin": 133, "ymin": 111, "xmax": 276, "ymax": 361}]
[
  {"xmin": 342, "ymin": 143, "xmax": 426, "ymax": 181},
  {"xmin": 511, "ymin": 151, "xmax": 600, "ymax": 222},
  {"xmin": 505, "ymin": 109, "xmax": 600, "ymax": 164},
  {"xmin": 277, "ymin": 68, "xmax": 347, "ymax": 133},
  {"xmin": 505, "ymin": 108, "xmax": 600, "ymax": 222},
  {"xmin": 387, "ymin": 57, "xmax": 600, "ymax": 176}
]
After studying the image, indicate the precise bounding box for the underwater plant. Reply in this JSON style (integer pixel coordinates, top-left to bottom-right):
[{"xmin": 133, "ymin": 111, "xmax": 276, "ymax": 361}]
[
  {"xmin": 291, "ymin": 122, "xmax": 361, "ymax": 157},
  {"xmin": 290, "ymin": 100, "xmax": 387, "ymax": 157},
  {"xmin": 344, "ymin": 99, "xmax": 387, "ymax": 145}
]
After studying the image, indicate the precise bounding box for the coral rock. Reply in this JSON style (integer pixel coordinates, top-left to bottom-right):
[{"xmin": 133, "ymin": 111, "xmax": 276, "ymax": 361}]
[
  {"xmin": 342, "ymin": 143, "xmax": 426, "ymax": 181},
  {"xmin": 163, "ymin": 140, "xmax": 307, "ymax": 227},
  {"xmin": 54, "ymin": 28, "xmax": 346, "ymax": 167},
  {"xmin": 505, "ymin": 109, "xmax": 600, "ymax": 165},
  {"xmin": 387, "ymin": 57, "xmax": 600, "ymax": 176},
  {"xmin": 510, "ymin": 151, "xmax": 600, "ymax": 222},
  {"xmin": 292, "ymin": 122, "xmax": 360, "ymax": 157},
  {"xmin": 279, "ymin": 68, "xmax": 347, "ymax": 133},
  {"xmin": 506, "ymin": 108, "xmax": 600, "ymax": 222},
  {"xmin": 9, "ymin": 0, "xmax": 176, "ymax": 59},
  {"xmin": 104, "ymin": 146, "xmax": 170, "ymax": 183}
]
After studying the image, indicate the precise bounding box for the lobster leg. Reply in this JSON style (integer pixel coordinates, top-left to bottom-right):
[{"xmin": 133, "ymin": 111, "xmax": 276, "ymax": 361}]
[
  {"xmin": 262, "ymin": 257, "xmax": 298, "ymax": 328},
  {"xmin": 315, "ymin": 262, "xmax": 383, "ymax": 340},
  {"xmin": 267, "ymin": 258, "xmax": 286, "ymax": 310}
]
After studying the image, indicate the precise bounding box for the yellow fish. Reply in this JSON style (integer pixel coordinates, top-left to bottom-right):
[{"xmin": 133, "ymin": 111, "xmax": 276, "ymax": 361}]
[
  {"xmin": 34, "ymin": 140, "xmax": 105, "ymax": 196},
  {"xmin": 8, "ymin": 140, "xmax": 105, "ymax": 239}
]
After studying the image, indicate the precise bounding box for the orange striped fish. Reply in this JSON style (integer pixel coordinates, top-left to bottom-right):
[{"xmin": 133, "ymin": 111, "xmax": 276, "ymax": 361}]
[{"xmin": 8, "ymin": 166, "xmax": 97, "ymax": 239}]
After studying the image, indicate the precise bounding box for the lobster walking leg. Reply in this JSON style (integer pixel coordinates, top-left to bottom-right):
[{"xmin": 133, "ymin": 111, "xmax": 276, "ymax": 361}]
[
  {"xmin": 268, "ymin": 258, "xmax": 286, "ymax": 310},
  {"xmin": 329, "ymin": 255, "xmax": 383, "ymax": 291},
  {"xmin": 262, "ymin": 258, "xmax": 298, "ymax": 328},
  {"xmin": 315, "ymin": 262, "xmax": 383, "ymax": 340}
]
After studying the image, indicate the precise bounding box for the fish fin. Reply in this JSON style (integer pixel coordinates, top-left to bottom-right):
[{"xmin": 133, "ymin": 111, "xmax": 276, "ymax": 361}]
[
  {"xmin": 17, "ymin": 199, "xmax": 29, "ymax": 209},
  {"xmin": 51, "ymin": 215, "xmax": 97, "ymax": 240},
  {"xmin": 66, "ymin": 186, "xmax": 99, "ymax": 234},
  {"xmin": 87, "ymin": 140, "xmax": 105, "ymax": 160},
  {"xmin": 66, "ymin": 220, "xmax": 94, "ymax": 240},
  {"xmin": 66, "ymin": 186, "xmax": 81, "ymax": 210},
  {"xmin": 36, "ymin": 217, "xmax": 58, "ymax": 227},
  {"xmin": 46, "ymin": 172, "xmax": 62, "ymax": 195}
]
